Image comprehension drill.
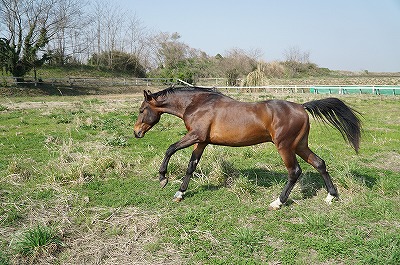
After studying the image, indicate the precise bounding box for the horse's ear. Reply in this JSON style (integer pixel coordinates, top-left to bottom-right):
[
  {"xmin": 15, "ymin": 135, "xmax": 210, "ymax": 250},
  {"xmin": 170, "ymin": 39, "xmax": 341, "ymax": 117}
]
[{"xmin": 143, "ymin": 90, "xmax": 152, "ymax": 102}]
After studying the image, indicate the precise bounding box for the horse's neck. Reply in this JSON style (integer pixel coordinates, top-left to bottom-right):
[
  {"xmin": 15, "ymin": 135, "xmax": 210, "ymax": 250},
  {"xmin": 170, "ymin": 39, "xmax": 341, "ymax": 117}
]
[{"xmin": 162, "ymin": 94, "xmax": 192, "ymax": 119}]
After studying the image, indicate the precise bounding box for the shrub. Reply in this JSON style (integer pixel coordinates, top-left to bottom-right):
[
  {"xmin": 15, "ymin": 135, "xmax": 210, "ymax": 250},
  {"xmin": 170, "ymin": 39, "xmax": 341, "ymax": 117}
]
[{"xmin": 243, "ymin": 63, "xmax": 269, "ymax": 86}]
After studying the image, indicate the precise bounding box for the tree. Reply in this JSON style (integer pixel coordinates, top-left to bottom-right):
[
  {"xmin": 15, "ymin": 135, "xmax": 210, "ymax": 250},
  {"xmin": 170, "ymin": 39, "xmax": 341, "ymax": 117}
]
[
  {"xmin": 244, "ymin": 63, "xmax": 268, "ymax": 86},
  {"xmin": 88, "ymin": 1, "xmax": 128, "ymax": 69},
  {"xmin": 0, "ymin": 0, "xmax": 80, "ymax": 79},
  {"xmin": 153, "ymin": 32, "xmax": 187, "ymax": 69},
  {"xmin": 283, "ymin": 46, "xmax": 311, "ymax": 77},
  {"xmin": 284, "ymin": 46, "xmax": 310, "ymax": 64},
  {"xmin": 123, "ymin": 16, "xmax": 151, "ymax": 72},
  {"xmin": 0, "ymin": 37, "xmax": 13, "ymax": 74},
  {"xmin": 47, "ymin": 0, "xmax": 88, "ymax": 65},
  {"xmin": 88, "ymin": 50, "xmax": 146, "ymax": 77},
  {"xmin": 219, "ymin": 48, "xmax": 258, "ymax": 85}
]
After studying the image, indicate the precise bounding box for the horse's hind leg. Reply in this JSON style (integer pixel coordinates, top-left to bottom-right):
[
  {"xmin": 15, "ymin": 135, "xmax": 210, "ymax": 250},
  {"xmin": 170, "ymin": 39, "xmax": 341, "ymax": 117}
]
[
  {"xmin": 269, "ymin": 148, "xmax": 302, "ymax": 210},
  {"xmin": 296, "ymin": 146, "xmax": 338, "ymax": 204},
  {"xmin": 174, "ymin": 143, "xmax": 207, "ymax": 202}
]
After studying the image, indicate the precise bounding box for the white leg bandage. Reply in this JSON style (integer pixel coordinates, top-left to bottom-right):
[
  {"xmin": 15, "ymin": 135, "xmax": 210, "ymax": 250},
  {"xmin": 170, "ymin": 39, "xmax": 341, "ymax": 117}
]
[
  {"xmin": 174, "ymin": 191, "xmax": 184, "ymax": 200},
  {"xmin": 268, "ymin": 198, "xmax": 282, "ymax": 210},
  {"xmin": 325, "ymin": 193, "xmax": 335, "ymax": 205}
]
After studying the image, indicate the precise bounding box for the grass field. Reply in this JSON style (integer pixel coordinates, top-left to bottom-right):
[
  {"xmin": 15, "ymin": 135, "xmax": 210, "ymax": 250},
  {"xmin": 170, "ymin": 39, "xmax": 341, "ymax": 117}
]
[{"xmin": 0, "ymin": 91, "xmax": 399, "ymax": 264}]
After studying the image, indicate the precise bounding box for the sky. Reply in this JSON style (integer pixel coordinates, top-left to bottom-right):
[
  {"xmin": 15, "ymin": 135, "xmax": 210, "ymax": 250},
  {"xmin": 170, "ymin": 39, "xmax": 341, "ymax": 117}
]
[{"xmin": 115, "ymin": 0, "xmax": 400, "ymax": 72}]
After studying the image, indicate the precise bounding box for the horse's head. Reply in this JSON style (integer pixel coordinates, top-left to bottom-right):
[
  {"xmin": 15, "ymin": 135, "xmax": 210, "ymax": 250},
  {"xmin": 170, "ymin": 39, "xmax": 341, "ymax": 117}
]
[{"xmin": 134, "ymin": 90, "xmax": 162, "ymax": 138}]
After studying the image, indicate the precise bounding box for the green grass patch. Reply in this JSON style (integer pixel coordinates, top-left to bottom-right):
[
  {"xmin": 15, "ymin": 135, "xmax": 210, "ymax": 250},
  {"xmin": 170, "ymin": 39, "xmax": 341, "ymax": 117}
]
[{"xmin": 0, "ymin": 93, "xmax": 399, "ymax": 264}]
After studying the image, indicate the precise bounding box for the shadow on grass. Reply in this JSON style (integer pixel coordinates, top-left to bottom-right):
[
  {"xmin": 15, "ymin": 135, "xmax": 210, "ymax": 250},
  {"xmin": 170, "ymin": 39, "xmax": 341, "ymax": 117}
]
[
  {"xmin": 184, "ymin": 184, "xmax": 221, "ymax": 199},
  {"xmin": 176, "ymin": 157, "xmax": 380, "ymax": 203},
  {"xmin": 243, "ymin": 168, "xmax": 327, "ymax": 199},
  {"xmin": 350, "ymin": 170, "xmax": 378, "ymax": 189},
  {"xmin": 242, "ymin": 167, "xmax": 379, "ymax": 198},
  {"xmin": 185, "ymin": 168, "xmax": 328, "ymax": 201},
  {"xmin": 1, "ymin": 82, "xmax": 144, "ymax": 96}
]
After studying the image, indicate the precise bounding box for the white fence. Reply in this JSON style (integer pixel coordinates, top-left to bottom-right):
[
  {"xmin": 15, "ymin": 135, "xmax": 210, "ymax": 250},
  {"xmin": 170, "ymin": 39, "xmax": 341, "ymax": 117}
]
[
  {"xmin": 212, "ymin": 85, "xmax": 400, "ymax": 95},
  {"xmin": 2, "ymin": 76, "xmax": 399, "ymax": 95}
]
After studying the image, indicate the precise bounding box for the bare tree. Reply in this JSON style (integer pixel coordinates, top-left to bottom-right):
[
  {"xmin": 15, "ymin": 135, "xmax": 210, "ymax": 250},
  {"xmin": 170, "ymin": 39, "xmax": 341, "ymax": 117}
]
[
  {"xmin": 48, "ymin": 0, "xmax": 88, "ymax": 65},
  {"xmin": 152, "ymin": 32, "xmax": 188, "ymax": 68},
  {"xmin": 0, "ymin": 0, "xmax": 85, "ymax": 78},
  {"xmin": 283, "ymin": 46, "xmax": 311, "ymax": 77},
  {"xmin": 121, "ymin": 15, "xmax": 151, "ymax": 72},
  {"xmin": 219, "ymin": 48, "xmax": 258, "ymax": 85},
  {"xmin": 91, "ymin": 1, "xmax": 128, "ymax": 68}
]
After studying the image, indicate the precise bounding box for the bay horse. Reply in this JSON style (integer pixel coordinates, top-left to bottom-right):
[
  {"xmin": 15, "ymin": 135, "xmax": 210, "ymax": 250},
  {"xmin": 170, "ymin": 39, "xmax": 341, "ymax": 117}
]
[{"xmin": 134, "ymin": 87, "xmax": 361, "ymax": 210}]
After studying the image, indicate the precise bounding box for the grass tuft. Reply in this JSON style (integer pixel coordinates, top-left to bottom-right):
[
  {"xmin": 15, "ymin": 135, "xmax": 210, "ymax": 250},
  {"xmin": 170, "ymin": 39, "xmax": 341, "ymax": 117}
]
[
  {"xmin": 0, "ymin": 105, "xmax": 8, "ymax": 111},
  {"xmin": 0, "ymin": 251, "xmax": 10, "ymax": 265},
  {"xmin": 5, "ymin": 158, "xmax": 37, "ymax": 182},
  {"xmin": 14, "ymin": 225, "xmax": 63, "ymax": 262},
  {"xmin": 230, "ymin": 227, "xmax": 265, "ymax": 254}
]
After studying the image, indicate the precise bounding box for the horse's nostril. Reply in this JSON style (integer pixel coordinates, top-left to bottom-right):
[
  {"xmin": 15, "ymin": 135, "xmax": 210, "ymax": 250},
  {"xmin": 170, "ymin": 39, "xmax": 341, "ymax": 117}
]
[{"xmin": 134, "ymin": 130, "xmax": 142, "ymax": 138}]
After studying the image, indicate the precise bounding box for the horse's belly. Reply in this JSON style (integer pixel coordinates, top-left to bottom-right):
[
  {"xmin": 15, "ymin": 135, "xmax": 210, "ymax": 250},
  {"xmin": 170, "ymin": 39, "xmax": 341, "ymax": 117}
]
[{"xmin": 209, "ymin": 126, "xmax": 271, "ymax": 146}]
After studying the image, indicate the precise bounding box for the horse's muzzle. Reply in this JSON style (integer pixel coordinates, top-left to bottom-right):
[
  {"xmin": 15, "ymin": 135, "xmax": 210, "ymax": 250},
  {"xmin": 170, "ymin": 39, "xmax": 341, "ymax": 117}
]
[{"xmin": 134, "ymin": 130, "xmax": 144, "ymax": 138}]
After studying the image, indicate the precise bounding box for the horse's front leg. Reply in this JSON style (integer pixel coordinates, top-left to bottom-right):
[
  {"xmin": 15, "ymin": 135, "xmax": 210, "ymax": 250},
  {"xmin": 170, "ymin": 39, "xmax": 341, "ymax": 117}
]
[
  {"xmin": 158, "ymin": 133, "xmax": 200, "ymax": 189},
  {"xmin": 174, "ymin": 143, "xmax": 207, "ymax": 202}
]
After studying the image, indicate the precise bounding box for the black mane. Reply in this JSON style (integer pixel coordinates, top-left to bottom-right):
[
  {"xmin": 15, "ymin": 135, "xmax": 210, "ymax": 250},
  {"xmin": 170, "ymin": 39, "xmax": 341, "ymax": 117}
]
[{"xmin": 151, "ymin": 86, "xmax": 220, "ymax": 99}]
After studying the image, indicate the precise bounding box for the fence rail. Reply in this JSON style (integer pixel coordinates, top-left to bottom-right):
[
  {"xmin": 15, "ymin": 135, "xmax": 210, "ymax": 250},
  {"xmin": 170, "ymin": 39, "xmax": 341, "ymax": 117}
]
[
  {"xmin": 197, "ymin": 84, "xmax": 400, "ymax": 95},
  {"xmin": 0, "ymin": 76, "xmax": 176, "ymax": 87},
  {"xmin": 309, "ymin": 85, "xmax": 400, "ymax": 95},
  {"xmin": 1, "ymin": 76, "xmax": 399, "ymax": 95}
]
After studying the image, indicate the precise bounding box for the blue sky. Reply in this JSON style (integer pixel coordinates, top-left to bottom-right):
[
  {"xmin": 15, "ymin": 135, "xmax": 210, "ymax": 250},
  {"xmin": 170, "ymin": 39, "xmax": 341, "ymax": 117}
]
[{"xmin": 116, "ymin": 0, "xmax": 399, "ymax": 72}]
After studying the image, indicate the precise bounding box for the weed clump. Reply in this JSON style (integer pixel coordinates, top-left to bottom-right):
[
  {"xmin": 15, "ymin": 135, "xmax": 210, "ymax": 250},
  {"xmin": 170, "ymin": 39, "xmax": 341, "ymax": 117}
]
[
  {"xmin": 14, "ymin": 225, "xmax": 63, "ymax": 263},
  {"xmin": 5, "ymin": 158, "xmax": 37, "ymax": 182},
  {"xmin": 47, "ymin": 139, "xmax": 133, "ymax": 184}
]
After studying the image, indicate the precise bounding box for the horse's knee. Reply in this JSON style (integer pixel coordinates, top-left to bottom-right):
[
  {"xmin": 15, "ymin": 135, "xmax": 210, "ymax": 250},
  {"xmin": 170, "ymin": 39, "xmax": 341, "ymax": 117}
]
[
  {"xmin": 288, "ymin": 165, "xmax": 302, "ymax": 181},
  {"xmin": 314, "ymin": 157, "xmax": 327, "ymax": 173},
  {"xmin": 186, "ymin": 159, "xmax": 198, "ymax": 175}
]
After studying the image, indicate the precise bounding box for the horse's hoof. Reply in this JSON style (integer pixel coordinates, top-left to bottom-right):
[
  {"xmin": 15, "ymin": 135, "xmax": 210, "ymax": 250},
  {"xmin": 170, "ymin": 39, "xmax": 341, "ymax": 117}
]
[
  {"xmin": 173, "ymin": 197, "xmax": 183, "ymax": 202},
  {"xmin": 160, "ymin": 178, "xmax": 168, "ymax": 188},
  {"xmin": 268, "ymin": 198, "xmax": 282, "ymax": 210},
  {"xmin": 173, "ymin": 191, "xmax": 184, "ymax": 202},
  {"xmin": 268, "ymin": 205, "xmax": 281, "ymax": 210}
]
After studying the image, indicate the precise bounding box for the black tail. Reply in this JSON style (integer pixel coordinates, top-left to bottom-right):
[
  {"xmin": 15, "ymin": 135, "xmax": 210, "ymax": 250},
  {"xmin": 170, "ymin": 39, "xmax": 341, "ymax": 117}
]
[{"xmin": 303, "ymin": 98, "xmax": 362, "ymax": 152}]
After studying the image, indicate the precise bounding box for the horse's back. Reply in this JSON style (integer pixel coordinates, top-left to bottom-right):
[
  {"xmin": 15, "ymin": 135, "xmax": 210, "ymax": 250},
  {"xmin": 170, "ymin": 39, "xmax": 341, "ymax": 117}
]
[
  {"xmin": 198, "ymin": 97, "xmax": 306, "ymax": 146},
  {"xmin": 183, "ymin": 93, "xmax": 309, "ymax": 147}
]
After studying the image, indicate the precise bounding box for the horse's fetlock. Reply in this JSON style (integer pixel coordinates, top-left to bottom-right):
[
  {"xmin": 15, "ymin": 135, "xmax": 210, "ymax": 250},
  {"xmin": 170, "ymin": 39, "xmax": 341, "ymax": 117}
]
[
  {"xmin": 325, "ymin": 193, "xmax": 338, "ymax": 205},
  {"xmin": 268, "ymin": 198, "xmax": 282, "ymax": 210}
]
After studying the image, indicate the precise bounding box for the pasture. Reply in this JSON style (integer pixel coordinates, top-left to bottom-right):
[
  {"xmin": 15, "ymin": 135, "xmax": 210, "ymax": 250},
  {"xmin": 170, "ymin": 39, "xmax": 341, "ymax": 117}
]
[{"xmin": 0, "ymin": 91, "xmax": 399, "ymax": 264}]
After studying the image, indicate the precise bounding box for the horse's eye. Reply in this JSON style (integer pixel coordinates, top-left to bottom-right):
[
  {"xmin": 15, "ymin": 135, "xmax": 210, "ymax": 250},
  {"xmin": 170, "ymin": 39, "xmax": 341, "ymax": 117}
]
[{"xmin": 139, "ymin": 108, "xmax": 144, "ymax": 113}]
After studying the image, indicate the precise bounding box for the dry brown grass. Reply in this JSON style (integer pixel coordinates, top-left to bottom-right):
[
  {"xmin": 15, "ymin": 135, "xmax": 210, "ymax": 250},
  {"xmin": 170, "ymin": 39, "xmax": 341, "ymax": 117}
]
[
  {"xmin": 4, "ymin": 185, "xmax": 181, "ymax": 265},
  {"xmin": 60, "ymin": 207, "xmax": 174, "ymax": 265}
]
